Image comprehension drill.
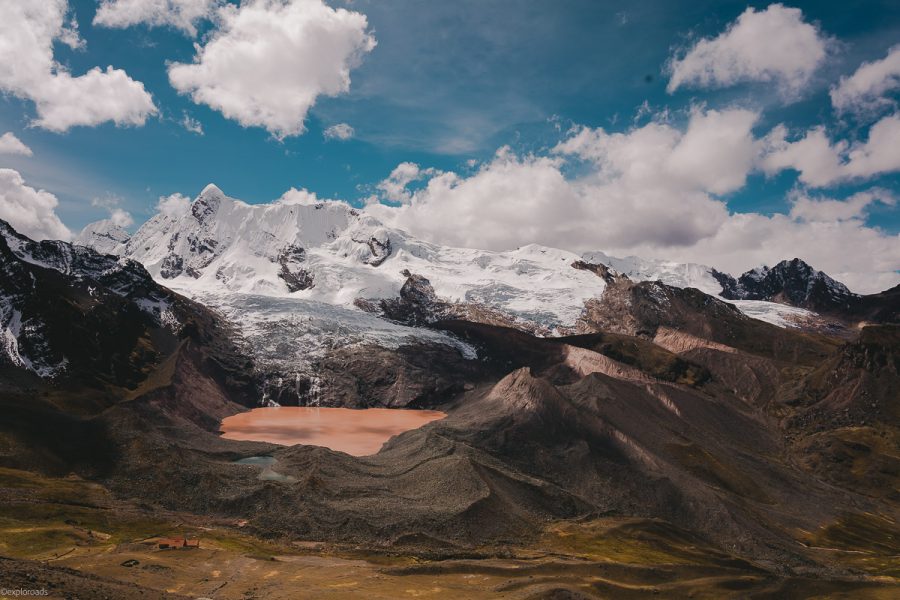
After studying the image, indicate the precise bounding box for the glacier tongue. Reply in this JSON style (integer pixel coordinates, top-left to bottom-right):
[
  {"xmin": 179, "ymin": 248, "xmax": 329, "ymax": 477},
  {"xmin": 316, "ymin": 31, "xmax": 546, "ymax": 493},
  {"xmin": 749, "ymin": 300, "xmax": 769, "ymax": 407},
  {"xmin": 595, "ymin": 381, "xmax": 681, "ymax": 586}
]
[
  {"xmin": 184, "ymin": 290, "xmax": 477, "ymax": 381},
  {"xmin": 727, "ymin": 299, "xmax": 820, "ymax": 329}
]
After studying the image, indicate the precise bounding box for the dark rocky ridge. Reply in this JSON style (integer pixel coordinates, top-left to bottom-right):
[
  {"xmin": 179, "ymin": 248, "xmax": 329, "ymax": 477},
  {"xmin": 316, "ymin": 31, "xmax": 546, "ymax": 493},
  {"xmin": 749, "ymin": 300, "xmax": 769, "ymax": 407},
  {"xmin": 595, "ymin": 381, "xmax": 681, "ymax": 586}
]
[
  {"xmin": 713, "ymin": 258, "xmax": 857, "ymax": 312},
  {"xmin": 575, "ymin": 254, "xmax": 898, "ymax": 326},
  {"xmin": 357, "ymin": 269, "xmax": 551, "ymax": 335},
  {"xmin": 706, "ymin": 257, "xmax": 899, "ymax": 326},
  {"xmin": 0, "ymin": 219, "xmax": 258, "ymax": 472},
  {"xmin": 570, "ymin": 259, "xmax": 630, "ymax": 284}
]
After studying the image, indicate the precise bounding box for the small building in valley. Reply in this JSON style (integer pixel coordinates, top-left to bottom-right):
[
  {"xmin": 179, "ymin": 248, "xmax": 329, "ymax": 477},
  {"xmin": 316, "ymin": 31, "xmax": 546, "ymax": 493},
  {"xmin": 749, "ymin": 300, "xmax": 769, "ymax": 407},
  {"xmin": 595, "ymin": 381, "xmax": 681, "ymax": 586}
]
[{"xmin": 155, "ymin": 537, "xmax": 200, "ymax": 550}]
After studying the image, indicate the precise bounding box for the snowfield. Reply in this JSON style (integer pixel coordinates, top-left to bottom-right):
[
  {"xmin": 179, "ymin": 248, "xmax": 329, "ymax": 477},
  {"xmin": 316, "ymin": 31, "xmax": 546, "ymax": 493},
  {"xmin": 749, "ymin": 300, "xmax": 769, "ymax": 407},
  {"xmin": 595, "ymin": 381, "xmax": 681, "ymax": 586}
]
[{"xmin": 115, "ymin": 184, "xmax": 608, "ymax": 331}]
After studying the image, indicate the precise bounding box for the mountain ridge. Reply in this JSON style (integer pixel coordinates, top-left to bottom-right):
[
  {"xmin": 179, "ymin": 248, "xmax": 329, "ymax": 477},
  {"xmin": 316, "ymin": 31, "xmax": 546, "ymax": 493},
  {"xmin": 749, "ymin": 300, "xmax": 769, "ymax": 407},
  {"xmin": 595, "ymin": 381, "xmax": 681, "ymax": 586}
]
[
  {"xmin": 63, "ymin": 184, "xmax": 897, "ymax": 406},
  {"xmin": 75, "ymin": 183, "xmax": 894, "ymax": 330}
]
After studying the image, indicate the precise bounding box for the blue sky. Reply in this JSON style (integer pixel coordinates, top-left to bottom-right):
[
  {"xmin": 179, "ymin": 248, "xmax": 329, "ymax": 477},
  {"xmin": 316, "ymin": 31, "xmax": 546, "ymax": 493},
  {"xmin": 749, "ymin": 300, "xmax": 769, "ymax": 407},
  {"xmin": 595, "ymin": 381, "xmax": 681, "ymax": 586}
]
[{"xmin": 0, "ymin": 1, "xmax": 898, "ymax": 290}]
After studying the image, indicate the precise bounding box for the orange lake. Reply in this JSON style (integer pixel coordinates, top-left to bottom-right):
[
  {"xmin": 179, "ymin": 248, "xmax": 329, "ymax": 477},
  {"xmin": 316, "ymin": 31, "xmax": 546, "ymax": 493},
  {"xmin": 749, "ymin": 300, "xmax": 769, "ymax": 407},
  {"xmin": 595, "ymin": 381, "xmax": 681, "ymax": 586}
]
[{"xmin": 220, "ymin": 407, "xmax": 447, "ymax": 456}]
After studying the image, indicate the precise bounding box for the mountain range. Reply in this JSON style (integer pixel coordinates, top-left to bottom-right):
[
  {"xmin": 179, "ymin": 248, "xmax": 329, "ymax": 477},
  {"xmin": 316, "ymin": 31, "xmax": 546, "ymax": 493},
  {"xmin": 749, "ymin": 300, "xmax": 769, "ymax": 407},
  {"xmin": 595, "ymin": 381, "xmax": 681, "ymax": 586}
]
[
  {"xmin": 67, "ymin": 183, "xmax": 896, "ymax": 403},
  {"xmin": 1, "ymin": 185, "xmax": 898, "ymax": 597}
]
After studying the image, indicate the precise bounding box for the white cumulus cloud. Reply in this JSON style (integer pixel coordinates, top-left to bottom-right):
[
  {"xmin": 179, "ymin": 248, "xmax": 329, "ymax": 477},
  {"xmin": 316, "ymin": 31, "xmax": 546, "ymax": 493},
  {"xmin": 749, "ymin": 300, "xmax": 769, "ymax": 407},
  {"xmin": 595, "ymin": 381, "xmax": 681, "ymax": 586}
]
[
  {"xmin": 323, "ymin": 122, "xmax": 354, "ymax": 141},
  {"xmin": 91, "ymin": 193, "xmax": 134, "ymax": 228},
  {"xmin": 558, "ymin": 107, "xmax": 761, "ymax": 195},
  {"xmin": 107, "ymin": 207, "xmax": 134, "ymax": 228},
  {"xmin": 369, "ymin": 109, "xmax": 762, "ymax": 253},
  {"xmin": 831, "ymin": 45, "xmax": 900, "ymax": 116},
  {"xmin": 0, "ymin": 132, "xmax": 33, "ymax": 156},
  {"xmin": 788, "ymin": 188, "xmax": 896, "ymax": 222},
  {"xmin": 155, "ymin": 192, "xmax": 192, "ymax": 218},
  {"xmin": 367, "ymin": 148, "xmax": 590, "ymax": 251},
  {"xmin": 667, "ymin": 4, "xmax": 829, "ymax": 98},
  {"xmin": 0, "ymin": 1, "xmax": 157, "ymax": 132},
  {"xmin": 365, "ymin": 109, "xmax": 900, "ymax": 294},
  {"xmin": 375, "ymin": 162, "xmax": 440, "ymax": 204},
  {"xmin": 761, "ymin": 113, "xmax": 900, "ymax": 186},
  {"xmin": 0, "ymin": 168, "xmax": 71, "ymax": 241},
  {"xmin": 167, "ymin": 0, "xmax": 376, "ymax": 139},
  {"xmin": 94, "ymin": 0, "xmax": 220, "ymax": 36}
]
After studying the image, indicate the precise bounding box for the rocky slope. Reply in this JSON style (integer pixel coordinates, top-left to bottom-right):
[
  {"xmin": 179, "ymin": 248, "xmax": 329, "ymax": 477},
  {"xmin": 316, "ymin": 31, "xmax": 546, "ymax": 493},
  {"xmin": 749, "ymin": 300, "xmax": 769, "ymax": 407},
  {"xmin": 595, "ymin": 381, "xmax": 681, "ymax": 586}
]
[
  {"xmin": 1, "ymin": 218, "xmax": 179, "ymax": 384},
  {"xmin": 0, "ymin": 219, "xmax": 257, "ymax": 474},
  {"xmin": 0, "ymin": 219, "xmax": 253, "ymax": 394},
  {"xmin": 87, "ymin": 310, "xmax": 900, "ymax": 580}
]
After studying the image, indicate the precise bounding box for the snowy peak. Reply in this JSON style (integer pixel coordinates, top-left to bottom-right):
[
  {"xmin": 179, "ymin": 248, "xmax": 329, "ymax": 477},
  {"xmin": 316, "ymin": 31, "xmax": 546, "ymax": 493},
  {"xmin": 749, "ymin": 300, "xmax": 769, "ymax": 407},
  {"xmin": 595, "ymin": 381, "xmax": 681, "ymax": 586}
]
[
  {"xmin": 70, "ymin": 183, "xmax": 885, "ymax": 338},
  {"xmin": 111, "ymin": 185, "xmax": 608, "ymax": 330},
  {"xmin": 580, "ymin": 250, "xmax": 723, "ymax": 295},
  {"xmin": 122, "ymin": 184, "xmax": 367, "ymax": 290},
  {"xmin": 716, "ymin": 258, "xmax": 857, "ymax": 312},
  {"xmin": 191, "ymin": 183, "xmax": 230, "ymax": 224},
  {"xmin": 199, "ymin": 182, "xmax": 225, "ymax": 199},
  {"xmin": 74, "ymin": 219, "xmax": 131, "ymax": 256}
]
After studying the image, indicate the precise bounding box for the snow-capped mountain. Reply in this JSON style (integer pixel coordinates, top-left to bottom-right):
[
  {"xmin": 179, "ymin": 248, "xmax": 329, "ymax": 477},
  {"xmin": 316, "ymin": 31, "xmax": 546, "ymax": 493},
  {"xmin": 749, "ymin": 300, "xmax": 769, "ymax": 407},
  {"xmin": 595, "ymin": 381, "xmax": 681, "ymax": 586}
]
[
  {"xmin": 75, "ymin": 184, "xmax": 872, "ymax": 336},
  {"xmin": 111, "ymin": 184, "xmax": 609, "ymax": 330},
  {"xmin": 576, "ymin": 251, "xmax": 833, "ymax": 327},
  {"xmin": 82, "ymin": 185, "xmax": 618, "ymax": 401},
  {"xmin": 71, "ymin": 184, "xmax": 892, "ymax": 402},
  {"xmin": 713, "ymin": 258, "xmax": 858, "ymax": 312},
  {"xmin": 73, "ymin": 219, "xmax": 131, "ymax": 256}
]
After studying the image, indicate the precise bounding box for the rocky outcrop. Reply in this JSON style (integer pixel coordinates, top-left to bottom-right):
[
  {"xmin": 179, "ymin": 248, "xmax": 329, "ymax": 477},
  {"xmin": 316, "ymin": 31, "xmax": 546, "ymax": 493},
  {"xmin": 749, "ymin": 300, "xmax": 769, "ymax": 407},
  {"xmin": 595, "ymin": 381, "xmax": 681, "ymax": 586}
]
[
  {"xmin": 159, "ymin": 253, "xmax": 184, "ymax": 279},
  {"xmin": 652, "ymin": 326, "xmax": 738, "ymax": 355},
  {"xmin": 357, "ymin": 234, "xmax": 392, "ymax": 266},
  {"xmin": 570, "ymin": 259, "xmax": 629, "ymax": 284},
  {"xmin": 562, "ymin": 345, "xmax": 654, "ymax": 383},
  {"xmin": 358, "ymin": 270, "xmax": 541, "ymax": 333},
  {"xmin": 277, "ymin": 244, "xmax": 314, "ymax": 292},
  {"xmin": 578, "ymin": 277, "xmax": 838, "ymax": 367},
  {"xmin": 190, "ymin": 184, "xmax": 223, "ymax": 223},
  {"xmin": 375, "ymin": 270, "xmax": 447, "ymax": 325},
  {"xmin": 311, "ymin": 341, "xmax": 483, "ymax": 408}
]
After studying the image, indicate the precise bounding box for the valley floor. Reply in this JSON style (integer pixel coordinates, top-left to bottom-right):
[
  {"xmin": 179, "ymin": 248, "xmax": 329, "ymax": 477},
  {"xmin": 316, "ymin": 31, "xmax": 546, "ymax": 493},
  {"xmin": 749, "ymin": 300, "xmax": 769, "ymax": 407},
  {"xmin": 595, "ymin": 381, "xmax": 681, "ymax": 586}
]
[{"xmin": 1, "ymin": 467, "xmax": 897, "ymax": 600}]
